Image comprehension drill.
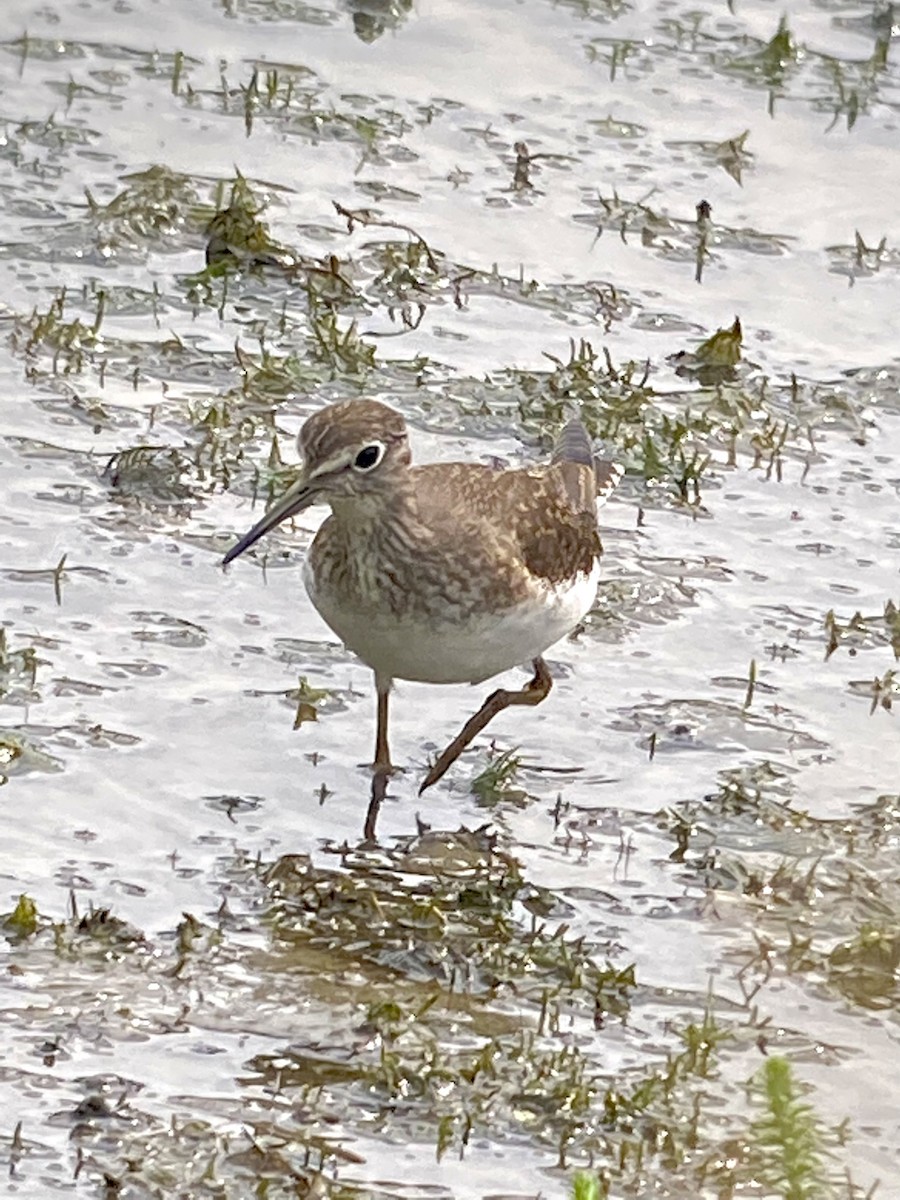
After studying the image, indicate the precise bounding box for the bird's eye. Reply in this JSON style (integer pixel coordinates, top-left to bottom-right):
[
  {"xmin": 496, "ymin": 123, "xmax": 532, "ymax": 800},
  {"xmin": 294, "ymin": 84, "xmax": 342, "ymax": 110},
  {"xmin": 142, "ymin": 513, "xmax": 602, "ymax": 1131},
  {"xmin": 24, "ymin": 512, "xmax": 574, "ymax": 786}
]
[{"xmin": 353, "ymin": 443, "xmax": 384, "ymax": 471}]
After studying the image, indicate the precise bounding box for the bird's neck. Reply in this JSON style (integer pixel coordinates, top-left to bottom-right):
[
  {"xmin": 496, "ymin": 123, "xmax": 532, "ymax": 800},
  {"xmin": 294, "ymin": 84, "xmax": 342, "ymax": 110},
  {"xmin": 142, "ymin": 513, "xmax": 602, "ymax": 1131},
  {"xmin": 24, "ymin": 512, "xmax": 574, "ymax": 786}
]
[{"xmin": 317, "ymin": 485, "xmax": 421, "ymax": 608}]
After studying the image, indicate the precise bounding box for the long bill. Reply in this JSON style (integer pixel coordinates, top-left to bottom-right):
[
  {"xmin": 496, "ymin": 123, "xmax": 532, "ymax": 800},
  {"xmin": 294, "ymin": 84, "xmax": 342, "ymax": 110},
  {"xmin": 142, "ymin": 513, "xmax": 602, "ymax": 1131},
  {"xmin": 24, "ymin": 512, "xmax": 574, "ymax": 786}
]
[{"xmin": 222, "ymin": 472, "xmax": 317, "ymax": 566}]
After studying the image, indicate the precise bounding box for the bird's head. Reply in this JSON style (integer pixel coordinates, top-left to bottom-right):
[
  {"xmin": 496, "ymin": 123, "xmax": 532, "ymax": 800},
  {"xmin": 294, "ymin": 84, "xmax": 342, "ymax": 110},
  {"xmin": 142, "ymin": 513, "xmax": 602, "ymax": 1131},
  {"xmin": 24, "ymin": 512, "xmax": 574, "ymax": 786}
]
[{"xmin": 222, "ymin": 398, "xmax": 411, "ymax": 565}]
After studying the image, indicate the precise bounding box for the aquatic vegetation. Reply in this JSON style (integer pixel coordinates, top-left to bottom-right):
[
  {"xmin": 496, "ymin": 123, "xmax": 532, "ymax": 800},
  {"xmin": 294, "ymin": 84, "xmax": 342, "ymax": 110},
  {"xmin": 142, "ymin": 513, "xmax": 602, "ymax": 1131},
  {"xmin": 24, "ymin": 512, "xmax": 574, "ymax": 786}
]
[
  {"xmin": 0, "ymin": 0, "xmax": 897, "ymax": 1192},
  {"xmin": 103, "ymin": 444, "xmax": 195, "ymax": 503},
  {"xmin": 85, "ymin": 164, "xmax": 203, "ymax": 246},
  {"xmin": 824, "ymin": 601, "xmax": 900, "ymax": 661},
  {"xmin": 200, "ymin": 172, "xmax": 298, "ymax": 271},
  {"xmin": 0, "ymin": 628, "xmax": 38, "ymax": 701},
  {"xmin": 748, "ymin": 1057, "xmax": 831, "ymax": 1200},
  {"xmin": 15, "ymin": 289, "xmax": 101, "ymax": 375},
  {"xmin": 1, "ymin": 893, "xmax": 40, "ymax": 938},
  {"xmin": 470, "ymin": 746, "xmax": 527, "ymax": 805},
  {"xmin": 289, "ymin": 674, "xmax": 332, "ymax": 726},
  {"xmin": 849, "ymin": 668, "xmax": 898, "ymax": 715}
]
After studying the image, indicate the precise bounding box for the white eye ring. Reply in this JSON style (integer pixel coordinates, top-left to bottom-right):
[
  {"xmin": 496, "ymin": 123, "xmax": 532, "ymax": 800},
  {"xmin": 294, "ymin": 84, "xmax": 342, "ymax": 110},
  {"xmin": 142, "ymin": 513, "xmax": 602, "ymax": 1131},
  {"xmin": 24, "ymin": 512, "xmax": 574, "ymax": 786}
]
[{"xmin": 352, "ymin": 442, "xmax": 386, "ymax": 472}]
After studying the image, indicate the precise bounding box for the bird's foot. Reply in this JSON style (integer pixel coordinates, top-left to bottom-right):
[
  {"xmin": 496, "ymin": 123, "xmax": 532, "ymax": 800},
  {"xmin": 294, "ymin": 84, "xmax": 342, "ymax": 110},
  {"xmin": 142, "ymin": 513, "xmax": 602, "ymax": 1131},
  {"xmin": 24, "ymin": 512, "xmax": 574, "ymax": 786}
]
[
  {"xmin": 361, "ymin": 759, "xmax": 403, "ymax": 842},
  {"xmin": 418, "ymin": 756, "xmax": 452, "ymax": 796},
  {"xmin": 360, "ymin": 760, "xmax": 403, "ymax": 776}
]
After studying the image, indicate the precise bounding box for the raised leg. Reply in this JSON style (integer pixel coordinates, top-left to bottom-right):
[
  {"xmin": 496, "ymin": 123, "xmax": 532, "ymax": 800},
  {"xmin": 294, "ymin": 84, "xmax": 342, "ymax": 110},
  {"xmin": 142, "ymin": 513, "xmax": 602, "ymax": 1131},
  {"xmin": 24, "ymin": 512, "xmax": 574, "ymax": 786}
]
[{"xmin": 419, "ymin": 657, "xmax": 553, "ymax": 795}]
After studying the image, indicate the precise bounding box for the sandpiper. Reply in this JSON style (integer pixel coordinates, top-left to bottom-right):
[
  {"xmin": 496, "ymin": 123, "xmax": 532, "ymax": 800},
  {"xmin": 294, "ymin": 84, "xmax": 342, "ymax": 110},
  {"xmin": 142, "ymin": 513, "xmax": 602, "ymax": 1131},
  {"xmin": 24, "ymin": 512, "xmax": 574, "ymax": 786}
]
[{"xmin": 223, "ymin": 399, "xmax": 620, "ymax": 832}]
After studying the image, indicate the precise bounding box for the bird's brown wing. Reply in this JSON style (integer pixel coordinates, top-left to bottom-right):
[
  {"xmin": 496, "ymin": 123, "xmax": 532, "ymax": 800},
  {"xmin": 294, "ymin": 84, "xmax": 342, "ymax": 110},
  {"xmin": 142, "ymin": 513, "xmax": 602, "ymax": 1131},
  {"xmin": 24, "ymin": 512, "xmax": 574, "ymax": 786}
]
[
  {"xmin": 513, "ymin": 469, "xmax": 600, "ymax": 585},
  {"xmin": 412, "ymin": 460, "xmax": 597, "ymax": 589}
]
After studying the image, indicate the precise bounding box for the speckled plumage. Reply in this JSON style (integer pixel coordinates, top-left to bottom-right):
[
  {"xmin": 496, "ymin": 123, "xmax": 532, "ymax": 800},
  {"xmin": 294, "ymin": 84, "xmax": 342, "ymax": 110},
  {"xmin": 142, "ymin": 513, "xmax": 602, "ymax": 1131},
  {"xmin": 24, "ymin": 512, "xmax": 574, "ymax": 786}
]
[{"xmin": 223, "ymin": 398, "xmax": 621, "ymax": 800}]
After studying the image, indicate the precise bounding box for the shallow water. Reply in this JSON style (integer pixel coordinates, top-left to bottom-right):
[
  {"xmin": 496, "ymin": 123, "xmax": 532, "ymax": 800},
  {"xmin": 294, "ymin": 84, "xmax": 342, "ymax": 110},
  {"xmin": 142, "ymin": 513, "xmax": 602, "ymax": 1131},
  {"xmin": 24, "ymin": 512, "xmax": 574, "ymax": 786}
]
[{"xmin": 1, "ymin": 0, "xmax": 900, "ymax": 1195}]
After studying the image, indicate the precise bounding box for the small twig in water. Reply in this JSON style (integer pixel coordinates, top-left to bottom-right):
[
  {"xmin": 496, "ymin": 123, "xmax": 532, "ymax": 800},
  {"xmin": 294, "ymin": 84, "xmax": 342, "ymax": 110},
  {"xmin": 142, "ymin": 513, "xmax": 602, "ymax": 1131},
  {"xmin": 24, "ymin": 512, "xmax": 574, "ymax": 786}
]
[{"xmin": 333, "ymin": 200, "xmax": 439, "ymax": 273}]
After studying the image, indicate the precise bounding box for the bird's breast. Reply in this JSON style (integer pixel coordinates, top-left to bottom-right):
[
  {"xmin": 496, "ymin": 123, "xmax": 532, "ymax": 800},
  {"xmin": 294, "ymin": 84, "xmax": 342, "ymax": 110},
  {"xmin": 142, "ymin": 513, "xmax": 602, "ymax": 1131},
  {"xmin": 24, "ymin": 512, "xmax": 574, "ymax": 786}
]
[{"xmin": 303, "ymin": 547, "xmax": 600, "ymax": 686}]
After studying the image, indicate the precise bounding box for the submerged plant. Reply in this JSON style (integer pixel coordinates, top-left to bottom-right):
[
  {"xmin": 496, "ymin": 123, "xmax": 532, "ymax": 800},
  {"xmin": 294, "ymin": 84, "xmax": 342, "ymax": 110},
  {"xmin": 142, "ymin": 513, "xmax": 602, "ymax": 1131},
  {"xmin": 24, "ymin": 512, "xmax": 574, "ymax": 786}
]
[
  {"xmin": 17, "ymin": 289, "xmax": 99, "ymax": 375},
  {"xmin": 824, "ymin": 600, "xmax": 900, "ymax": 660},
  {"xmin": 829, "ymin": 923, "xmax": 900, "ymax": 1006},
  {"xmin": 471, "ymin": 747, "xmax": 526, "ymax": 804},
  {"xmin": 0, "ymin": 629, "xmax": 38, "ymax": 696},
  {"xmin": 571, "ymin": 1171, "xmax": 604, "ymax": 1200},
  {"xmin": 85, "ymin": 163, "xmax": 202, "ymax": 245},
  {"xmin": 202, "ymin": 172, "xmax": 296, "ymax": 271},
  {"xmin": 2, "ymin": 894, "xmax": 40, "ymax": 938},
  {"xmin": 290, "ymin": 676, "xmax": 332, "ymax": 727},
  {"xmin": 747, "ymin": 1056, "xmax": 830, "ymax": 1200}
]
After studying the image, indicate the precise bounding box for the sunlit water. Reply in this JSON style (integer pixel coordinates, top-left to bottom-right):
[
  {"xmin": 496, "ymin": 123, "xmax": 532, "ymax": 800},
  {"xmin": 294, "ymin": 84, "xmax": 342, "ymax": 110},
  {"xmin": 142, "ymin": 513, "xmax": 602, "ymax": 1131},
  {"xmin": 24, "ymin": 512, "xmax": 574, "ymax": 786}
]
[{"xmin": 1, "ymin": 0, "xmax": 899, "ymax": 1194}]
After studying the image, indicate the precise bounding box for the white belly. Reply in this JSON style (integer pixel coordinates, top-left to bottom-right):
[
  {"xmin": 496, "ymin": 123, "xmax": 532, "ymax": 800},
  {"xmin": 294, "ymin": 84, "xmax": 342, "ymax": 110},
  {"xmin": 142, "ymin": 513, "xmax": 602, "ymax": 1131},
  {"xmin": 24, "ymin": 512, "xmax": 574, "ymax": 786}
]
[{"xmin": 304, "ymin": 559, "xmax": 600, "ymax": 685}]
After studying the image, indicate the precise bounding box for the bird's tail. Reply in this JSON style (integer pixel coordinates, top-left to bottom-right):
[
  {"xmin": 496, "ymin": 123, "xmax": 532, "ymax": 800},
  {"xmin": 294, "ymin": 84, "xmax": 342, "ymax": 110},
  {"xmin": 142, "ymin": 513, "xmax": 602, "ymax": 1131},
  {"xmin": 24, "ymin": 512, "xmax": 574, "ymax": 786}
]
[
  {"xmin": 553, "ymin": 419, "xmax": 623, "ymax": 510},
  {"xmin": 552, "ymin": 418, "xmax": 594, "ymax": 467}
]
